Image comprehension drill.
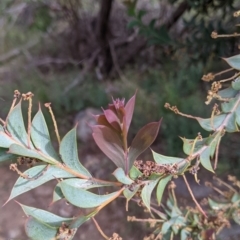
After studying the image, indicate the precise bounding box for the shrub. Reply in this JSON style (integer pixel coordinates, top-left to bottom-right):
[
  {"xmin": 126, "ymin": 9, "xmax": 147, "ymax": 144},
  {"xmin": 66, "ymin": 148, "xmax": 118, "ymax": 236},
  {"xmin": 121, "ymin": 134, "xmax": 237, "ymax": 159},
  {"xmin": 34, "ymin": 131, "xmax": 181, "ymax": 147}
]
[{"xmin": 1, "ymin": 9, "xmax": 240, "ymax": 240}]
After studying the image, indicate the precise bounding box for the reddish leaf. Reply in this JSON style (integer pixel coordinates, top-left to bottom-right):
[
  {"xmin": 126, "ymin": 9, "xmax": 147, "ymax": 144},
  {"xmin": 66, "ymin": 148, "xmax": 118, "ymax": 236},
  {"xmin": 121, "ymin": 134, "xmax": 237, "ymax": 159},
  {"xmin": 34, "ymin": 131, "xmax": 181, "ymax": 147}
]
[
  {"xmin": 92, "ymin": 125, "xmax": 125, "ymax": 169},
  {"xmin": 103, "ymin": 109, "xmax": 121, "ymax": 131},
  {"xmin": 93, "ymin": 114, "xmax": 110, "ymax": 127},
  {"xmin": 128, "ymin": 119, "xmax": 162, "ymax": 170},
  {"xmin": 124, "ymin": 93, "xmax": 136, "ymax": 133}
]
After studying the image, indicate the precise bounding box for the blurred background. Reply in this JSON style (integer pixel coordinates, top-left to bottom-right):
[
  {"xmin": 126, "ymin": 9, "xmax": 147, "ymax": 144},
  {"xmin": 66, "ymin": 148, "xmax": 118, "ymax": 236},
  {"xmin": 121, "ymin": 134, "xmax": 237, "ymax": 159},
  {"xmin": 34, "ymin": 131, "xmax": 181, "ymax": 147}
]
[{"xmin": 0, "ymin": 0, "xmax": 240, "ymax": 239}]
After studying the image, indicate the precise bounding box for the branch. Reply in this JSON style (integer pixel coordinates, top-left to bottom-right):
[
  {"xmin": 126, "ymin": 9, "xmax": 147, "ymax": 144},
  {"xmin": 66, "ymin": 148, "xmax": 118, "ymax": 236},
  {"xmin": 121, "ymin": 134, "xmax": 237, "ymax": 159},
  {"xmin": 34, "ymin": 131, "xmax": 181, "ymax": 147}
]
[{"xmin": 165, "ymin": 1, "xmax": 190, "ymax": 30}]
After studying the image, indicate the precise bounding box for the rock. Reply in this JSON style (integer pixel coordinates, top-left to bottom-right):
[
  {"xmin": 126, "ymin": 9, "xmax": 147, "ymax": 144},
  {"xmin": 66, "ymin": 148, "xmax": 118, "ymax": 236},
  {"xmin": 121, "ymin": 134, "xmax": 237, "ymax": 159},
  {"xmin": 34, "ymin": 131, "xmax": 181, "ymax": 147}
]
[{"xmin": 74, "ymin": 108, "xmax": 101, "ymax": 142}]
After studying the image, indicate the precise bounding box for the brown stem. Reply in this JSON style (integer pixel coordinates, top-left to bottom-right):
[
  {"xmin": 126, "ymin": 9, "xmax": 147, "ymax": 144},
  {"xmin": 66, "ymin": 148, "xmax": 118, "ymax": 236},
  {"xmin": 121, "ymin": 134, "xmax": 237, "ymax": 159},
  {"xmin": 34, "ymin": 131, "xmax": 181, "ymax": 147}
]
[
  {"xmin": 182, "ymin": 174, "xmax": 207, "ymax": 218},
  {"xmin": 214, "ymin": 68, "xmax": 234, "ymax": 77},
  {"xmin": 165, "ymin": 1, "xmax": 190, "ymax": 30},
  {"xmin": 96, "ymin": 187, "xmax": 125, "ymax": 212},
  {"xmin": 44, "ymin": 103, "xmax": 61, "ymax": 146},
  {"xmin": 92, "ymin": 217, "xmax": 109, "ymax": 240},
  {"xmin": 27, "ymin": 97, "xmax": 32, "ymax": 148}
]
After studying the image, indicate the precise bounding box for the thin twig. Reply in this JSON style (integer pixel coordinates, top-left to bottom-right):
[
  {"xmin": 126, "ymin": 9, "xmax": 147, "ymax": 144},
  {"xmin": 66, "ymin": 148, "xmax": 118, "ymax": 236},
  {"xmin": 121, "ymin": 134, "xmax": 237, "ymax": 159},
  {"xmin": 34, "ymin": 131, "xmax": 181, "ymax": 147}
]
[
  {"xmin": 109, "ymin": 41, "xmax": 128, "ymax": 82},
  {"xmin": 44, "ymin": 103, "xmax": 61, "ymax": 145},
  {"xmin": 214, "ymin": 68, "xmax": 234, "ymax": 77},
  {"xmin": 214, "ymin": 138, "xmax": 221, "ymax": 170},
  {"xmin": 213, "ymin": 176, "xmax": 237, "ymax": 193},
  {"xmin": 92, "ymin": 217, "xmax": 109, "ymax": 240},
  {"xmin": 219, "ymin": 72, "xmax": 240, "ymax": 83},
  {"xmin": 182, "ymin": 174, "xmax": 207, "ymax": 218}
]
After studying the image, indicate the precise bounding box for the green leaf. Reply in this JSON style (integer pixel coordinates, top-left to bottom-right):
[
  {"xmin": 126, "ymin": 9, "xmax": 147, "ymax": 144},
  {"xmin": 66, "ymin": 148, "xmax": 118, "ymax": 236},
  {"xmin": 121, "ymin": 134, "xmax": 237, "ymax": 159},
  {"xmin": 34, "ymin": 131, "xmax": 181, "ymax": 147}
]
[
  {"xmin": 0, "ymin": 127, "xmax": 15, "ymax": 148},
  {"xmin": 197, "ymin": 114, "xmax": 226, "ymax": 131},
  {"xmin": 31, "ymin": 108, "xmax": 61, "ymax": 162},
  {"xmin": 25, "ymin": 217, "xmax": 58, "ymax": 240},
  {"xmin": 221, "ymin": 97, "xmax": 239, "ymax": 113},
  {"xmin": 218, "ymin": 86, "xmax": 238, "ymax": 98},
  {"xmin": 208, "ymin": 198, "xmax": 229, "ymax": 210},
  {"xmin": 52, "ymin": 185, "xmax": 64, "ymax": 204},
  {"xmin": 123, "ymin": 184, "xmax": 140, "ymax": 201},
  {"xmin": 181, "ymin": 229, "xmax": 190, "ymax": 240},
  {"xmin": 152, "ymin": 150, "xmax": 183, "ymax": 164},
  {"xmin": 199, "ymin": 147, "xmax": 214, "ymax": 173},
  {"xmin": 0, "ymin": 148, "xmax": 16, "ymax": 163},
  {"xmin": 60, "ymin": 127, "xmax": 91, "ymax": 177},
  {"xmin": 231, "ymin": 192, "xmax": 240, "ymax": 203},
  {"xmin": 52, "ymin": 178, "xmax": 110, "ymax": 203},
  {"xmin": 141, "ymin": 179, "xmax": 159, "ymax": 211},
  {"xmin": 6, "ymin": 165, "xmax": 74, "ymax": 203},
  {"xmin": 223, "ymin": 54, "xmax": 240, "ymax": 70},
  {"xmin": 235, "ymin": 105, "xmax": 240, "ymax": 126},
  {"xmin": 161, "ymin": 221, "xmax": 172, "ymax": 234},
  {"xmin": 232, "ymin": 77, "xmax": 240, "ymax": 90},
  {"xmin": 7, "ymin": 101, "xmax": 33, "ymax": 148},
  {"xmin": 9, "ymin": 143, "xmax": 58, "ymax": 164},
  {"xmin": 232, "ymin": 210, "xmax": 240, "ymax": 225},
  {"xmin": 129, "ymin": 165, "xmax": 142, "ymax": 180},
  {"xmin": 69, "ymin": 211, "xmax": 97, "ymax": 229},
  {"xmin": 128, "ymin": 120, "xmax": 161, "ymax": 170},
  {"xmin": 60, "ymin": 181, "xmax": 118, "ymax": 208},
  {"xmin": 113, "ymin": 168, "xmax": 134, "ymax": 185},
  {"xmin": 19, "ymin": 203, "xmax": 73, "ymax": 227},
  {"xmin": 156, "ymin": 176, "xmax": 172, "ymax": 205},
  {"xmin": 152, "ymin": 151, "xmax": 189, "ymax": 175},
  {"xmin": 182, "ymin": 133, "xmax": 221, "ymax": 159},
  {"xmin": 171, "ymin": 216, "xmax": 186, "ymax": 234},
  {"xmin": 225, "ymin": 113, "xmax": 238, "ymax": 132}
]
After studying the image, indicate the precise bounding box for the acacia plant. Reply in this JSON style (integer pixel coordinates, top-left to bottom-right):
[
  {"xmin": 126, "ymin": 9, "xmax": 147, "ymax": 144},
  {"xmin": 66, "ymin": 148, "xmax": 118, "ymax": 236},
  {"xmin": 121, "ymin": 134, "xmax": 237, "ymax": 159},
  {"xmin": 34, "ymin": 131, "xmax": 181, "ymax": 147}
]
[{"xmin": 1, "ymin": 17, "xmax": 240, "ymax": 240}]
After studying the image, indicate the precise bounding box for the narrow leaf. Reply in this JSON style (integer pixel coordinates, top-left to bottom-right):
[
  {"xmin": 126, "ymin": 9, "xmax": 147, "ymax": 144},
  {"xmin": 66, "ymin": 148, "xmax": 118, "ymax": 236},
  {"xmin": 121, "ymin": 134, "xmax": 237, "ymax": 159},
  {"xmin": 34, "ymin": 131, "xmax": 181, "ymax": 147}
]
[
  {"xmin": 221, "ymin": 97, "xmax": 238, "ymax": 113},
  {"xmin": 31, "ymin": 108, "xmax": 60, "ymax": 161},
  {"xmin": 9, "ymin": 143, "xmax": 58, "ymax": 164},
  {"xmin": 103, "ymin": 109, "xmax": 121, "ymax": 131},
  {"xmin": 156, "ymin": 176, "xmax": 172, "ymax": 205},
  {"xmin": 52, "ymin": 185, "xmax": 64, "ymax": 204},
  {"xmin": 93, "ymin": 114, "xmax": 115, "ymax": 130},
  {"xmin": 232, "ymin": 210, "xmax": 240, "ymax": 225},
  {"xmin": 124, "ymin": 93, "xmax": 136, "ymax": 133},
  {"xmin": 0, "ymin": 130, "xmax": 15, "ymax": 148},
  {"xmin": 19, "ymin": 203, "xmax": 73, "ymax": 227},
  {"xmin": 6, "ymin": 165, "xmax": 74, "ymax": 203},
  {"xmin": 200, "ymin": 147, "xmax": 214, "ymax": 173},
  {"xmin": 123, "ymin": 185, "xmax": 140, "ymax": 201},
  {"xmin": 218, "ymin": 86, "xmax": 238, "ymax": 98},
  {"xmin": 52, "ymin": 178, "xmax": 110, "ymax": 203},
  {"xmin": 0, "ymin": 148, "xmax": 16, "ymax": 163},
  {"xmin": 208, "ymin": 198, "xmax": 229, "ymax": 210},
  {"xmin": 60, "ymin": 128, "xmax": 91, "ymax": 177},
  {"xmin": 92, "ymin": 125, "xmax": 125, "ymax": 169},
  {"xmin": 141, "ymin": 179, "xmax": 159, "ymax": 211},
  {"xmin": 25, "ymin": 217, "xmax": 58, "ymax": 240},
  {"xmin": 152, "ymin": 150, "xmax": 183, "ymax": 164},
  {"xmin": 69, "ymin": 211, "xmax": 97, "ymax": 229},
  {"xmin": 129, "ymin": 165, "xmax": 142, "ymax": 180},
  {"xmin": 223, "ymin": 54, "xmax": 240, "ymax": 70},
  {"xmin": 232, "ymin": 77, "xmax": 240, "ymax": 90},
  {"xmin": 7, "ymin": 101, "xmax": 33, "ymax": 148},
  {"xmin": 61, "ymin": 181, "xmax": 118, "ymax": 208},
  {"xmin": 197, "ymin": 115, "xmax": 226, "ymax": 131},
  {"xmin": 128, "ymin": 120, "xmax": 161, "ymax": 170},
  {"xmin": 113, "ymin": 168, "xmax": 134, "ymax": 185},
  {"xmin": 231, "ymin": 192, "xmax": 240, "ymax": 203},
  {"xmin": 181, "ymin": 229, "xmax": 190, "ymax": 240}
]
